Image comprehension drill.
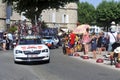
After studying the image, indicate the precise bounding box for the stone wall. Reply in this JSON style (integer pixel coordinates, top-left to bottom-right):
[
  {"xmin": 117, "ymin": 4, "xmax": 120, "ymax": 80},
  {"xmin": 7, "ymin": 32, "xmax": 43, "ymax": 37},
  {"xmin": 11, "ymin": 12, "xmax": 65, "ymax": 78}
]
[{"xmin": 0, "ymin": 1, "xmax": 6, "ymax": 32}]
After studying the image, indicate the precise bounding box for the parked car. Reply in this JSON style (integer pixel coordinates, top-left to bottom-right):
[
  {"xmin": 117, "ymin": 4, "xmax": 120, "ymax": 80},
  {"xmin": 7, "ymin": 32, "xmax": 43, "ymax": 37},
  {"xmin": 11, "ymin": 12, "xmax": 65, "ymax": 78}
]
[
  {"xmin": 41, "ymin": 36, "xmax": 59, "ymax": 49},
  {"xmin": 13, "ymin": 35, "xmax": 50, "ymax": 63}
]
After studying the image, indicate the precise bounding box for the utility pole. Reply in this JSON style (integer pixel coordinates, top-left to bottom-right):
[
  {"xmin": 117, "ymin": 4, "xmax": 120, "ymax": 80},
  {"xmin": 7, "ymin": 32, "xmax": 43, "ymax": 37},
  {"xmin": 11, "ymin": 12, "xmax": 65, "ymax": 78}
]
[{"xmin": 6, "ymin": 3, "xmax": 12, "ymax": 31}]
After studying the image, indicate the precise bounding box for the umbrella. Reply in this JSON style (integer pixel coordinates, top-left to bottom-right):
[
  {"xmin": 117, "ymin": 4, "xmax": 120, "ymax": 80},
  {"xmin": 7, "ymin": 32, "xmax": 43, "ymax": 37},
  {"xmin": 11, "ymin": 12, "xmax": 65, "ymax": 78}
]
[{"xmin": 73, "ymin": 24, "xmax": 90, "ymax": 34}]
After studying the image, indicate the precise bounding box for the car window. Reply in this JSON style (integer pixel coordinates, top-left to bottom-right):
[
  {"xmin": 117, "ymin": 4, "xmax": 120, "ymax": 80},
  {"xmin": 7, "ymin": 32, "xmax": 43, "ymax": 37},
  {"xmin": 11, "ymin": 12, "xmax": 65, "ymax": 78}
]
[
  {"xmin": 19, "ymin": 39, "xmax": 41, "ymax": 45},
  {"xmin": 43, "ymin": 36, "xmax": 52, "ymax": 39}
]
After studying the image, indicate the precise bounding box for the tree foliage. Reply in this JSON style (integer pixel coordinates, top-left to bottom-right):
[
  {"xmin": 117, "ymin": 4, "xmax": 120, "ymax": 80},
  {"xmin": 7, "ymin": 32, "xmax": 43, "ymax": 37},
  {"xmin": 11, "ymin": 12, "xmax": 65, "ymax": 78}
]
[
  {"xmin": 78, "ymin": 2, "xmax": 96, "ymax": 25},
  {"xmin": 78, "ymin": 0, "xmax": 120, "ymax": 30},
  {"xmin": 96, "ymin": 0, "xmax": 120, "ymax": 28},
  {"xmin": 2, "ymin": 0, "xmax": 78, "ymax": 24}
]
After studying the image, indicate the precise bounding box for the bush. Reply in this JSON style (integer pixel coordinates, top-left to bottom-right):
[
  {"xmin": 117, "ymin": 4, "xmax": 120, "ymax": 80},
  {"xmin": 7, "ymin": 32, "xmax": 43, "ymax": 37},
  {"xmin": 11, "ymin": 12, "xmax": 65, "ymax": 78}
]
[{"xmin": 8, "ymin": 26, "xmax": 17, "ymax": 34}]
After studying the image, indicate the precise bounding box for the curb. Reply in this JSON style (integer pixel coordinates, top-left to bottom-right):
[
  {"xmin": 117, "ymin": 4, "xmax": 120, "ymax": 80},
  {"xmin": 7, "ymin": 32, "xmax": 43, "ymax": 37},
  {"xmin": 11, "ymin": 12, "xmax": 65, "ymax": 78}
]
[{"xmin": 68, "ymin": 51, "xmax": 120, "ymax": 71}]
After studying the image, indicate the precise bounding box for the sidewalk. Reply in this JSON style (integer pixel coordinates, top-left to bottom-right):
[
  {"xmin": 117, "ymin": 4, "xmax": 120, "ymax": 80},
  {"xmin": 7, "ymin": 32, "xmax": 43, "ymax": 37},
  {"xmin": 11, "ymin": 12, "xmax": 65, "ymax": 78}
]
[{"xmin": 69, "ymin": 51, "xmax": 120, "ymax": 71}]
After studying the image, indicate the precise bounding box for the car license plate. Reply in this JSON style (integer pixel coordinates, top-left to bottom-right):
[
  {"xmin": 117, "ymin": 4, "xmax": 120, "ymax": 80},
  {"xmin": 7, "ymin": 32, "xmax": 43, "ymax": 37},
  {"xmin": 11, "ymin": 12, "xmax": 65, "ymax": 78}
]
[{"xmin": 28, "ymin": 55, "xmax": 37, "ymax": 58}]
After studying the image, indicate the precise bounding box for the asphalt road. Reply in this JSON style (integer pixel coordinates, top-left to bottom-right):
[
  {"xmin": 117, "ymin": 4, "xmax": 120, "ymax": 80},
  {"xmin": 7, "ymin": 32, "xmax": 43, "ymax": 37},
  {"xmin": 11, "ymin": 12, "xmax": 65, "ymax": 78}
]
[
  {"xmin": 0, "ymin": 50, "xmax": 40, "ymax": 80},
  {"xmin": 0, "ymin": 48, "xmax": 120, "ymax": 80}
]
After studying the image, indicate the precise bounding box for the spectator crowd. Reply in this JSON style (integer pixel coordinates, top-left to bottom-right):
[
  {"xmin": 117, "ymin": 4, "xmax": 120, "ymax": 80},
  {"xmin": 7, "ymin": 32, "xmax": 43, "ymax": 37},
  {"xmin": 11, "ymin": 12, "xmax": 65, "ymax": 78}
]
[{"xmin": 62, "ymin": 27, "xmax": 120, "ymax": 60}]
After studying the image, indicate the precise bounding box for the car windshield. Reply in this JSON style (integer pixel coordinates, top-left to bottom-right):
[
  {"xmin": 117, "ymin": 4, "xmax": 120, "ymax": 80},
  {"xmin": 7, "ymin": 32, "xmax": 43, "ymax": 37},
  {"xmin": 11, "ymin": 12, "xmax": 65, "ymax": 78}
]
[
  {"xmin": 43, "ymin": 36, "xmax": 52, "ymax": 39},
  {"xmin": 19, "ymin": 39, "xmax": 41, "ymax": 45}
]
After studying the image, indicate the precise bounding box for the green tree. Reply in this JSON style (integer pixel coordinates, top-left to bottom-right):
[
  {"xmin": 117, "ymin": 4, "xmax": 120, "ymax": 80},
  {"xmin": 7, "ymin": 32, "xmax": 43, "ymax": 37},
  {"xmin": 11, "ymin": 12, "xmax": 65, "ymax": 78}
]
[
  {"xmin": 115, "ymin": 2, "xmax": 120, "ymax": 24},
  {"xmin": 8, "ymin": 25, "xmax": 17, "ymax": 34},
  {"xmin": 96, "ymin": 0, "xmax": 120, "ymax": 29},
  {"xmin": 78, "ymin": 2, "xmax": 96, "ymax": 25},
  {"xmin": 2, "ymin": 0, "xmax": 78, "ymax": 24},
  {"xmin": 41, "ymin": 21, "xmax": 48, "ymax": 29}
]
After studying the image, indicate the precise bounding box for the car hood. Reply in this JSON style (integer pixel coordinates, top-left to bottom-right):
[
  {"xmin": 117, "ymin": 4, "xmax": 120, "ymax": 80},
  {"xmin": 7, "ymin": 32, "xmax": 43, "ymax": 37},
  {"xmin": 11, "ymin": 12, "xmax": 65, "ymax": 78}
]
[{"xmin": 14, "ymin": 44, "xmax": 48, "ymax": 51}]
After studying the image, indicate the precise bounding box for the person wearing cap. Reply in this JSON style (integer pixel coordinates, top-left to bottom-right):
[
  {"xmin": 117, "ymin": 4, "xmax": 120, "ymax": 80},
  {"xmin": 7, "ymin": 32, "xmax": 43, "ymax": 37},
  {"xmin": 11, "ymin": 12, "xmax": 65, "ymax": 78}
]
[{"xmin": 107, "ymin": 28, "xmax": 117, "ymax": 52}]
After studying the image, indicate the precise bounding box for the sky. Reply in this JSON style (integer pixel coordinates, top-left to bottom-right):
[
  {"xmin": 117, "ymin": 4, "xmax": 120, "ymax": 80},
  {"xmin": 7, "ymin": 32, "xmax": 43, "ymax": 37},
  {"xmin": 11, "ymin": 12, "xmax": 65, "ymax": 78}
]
[{"xmin": 80, "ymin": 0, "xmax": 120, "ymax": 8}]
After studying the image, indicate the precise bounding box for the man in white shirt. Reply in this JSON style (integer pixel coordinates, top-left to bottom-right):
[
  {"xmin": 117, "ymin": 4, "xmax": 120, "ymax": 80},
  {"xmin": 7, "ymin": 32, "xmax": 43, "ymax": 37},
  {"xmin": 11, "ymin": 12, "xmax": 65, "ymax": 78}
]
[
  {"xmin": 7, "ymin": 33, "xmax": 13, "ymax": 41},
  {"xmin": 7, "ymin": 32, "xmax": 13, "ymax": 50},
  {"xmin": 107, "ymin": 28, "xmax": 117, "ymax": 52}
]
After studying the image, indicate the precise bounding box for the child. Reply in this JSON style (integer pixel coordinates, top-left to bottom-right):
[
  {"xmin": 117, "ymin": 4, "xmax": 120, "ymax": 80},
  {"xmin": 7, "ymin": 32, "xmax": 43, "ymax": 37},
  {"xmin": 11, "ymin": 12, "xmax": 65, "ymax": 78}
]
[{"xmin": 90, "ymin": 33, "xmax": 97, "ymax": 59}]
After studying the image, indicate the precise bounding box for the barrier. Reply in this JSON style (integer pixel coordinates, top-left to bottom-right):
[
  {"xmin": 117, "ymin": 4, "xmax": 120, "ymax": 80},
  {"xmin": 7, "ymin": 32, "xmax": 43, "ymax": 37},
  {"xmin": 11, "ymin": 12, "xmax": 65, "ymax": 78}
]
[
  {"xmin": 82, "ymin": 55, "xmax": 89, "ymax": 59},
  {"xmin": 96, "ymin": 58, "xmax": 104, "ymax": 63}
]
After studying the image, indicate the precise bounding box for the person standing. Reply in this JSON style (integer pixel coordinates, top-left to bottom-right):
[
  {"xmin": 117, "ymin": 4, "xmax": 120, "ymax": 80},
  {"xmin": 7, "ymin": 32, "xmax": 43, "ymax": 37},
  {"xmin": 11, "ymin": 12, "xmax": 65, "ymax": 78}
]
[
  {"xmin": 116, "ymin": 32, "xmax": 120, "ymax": 42},
  {"xmin": 69, "ymin": 30, "xmax": 76, "ymax": 54},
  {"xmin": 107, "ymin": 28, "xmax": 117, "ymax": 52},
  {"xmin": 97, "ymin": 32, "xmax": 106, "ymax": 55},
  {"xmin": 90, "ymin": 33, "xmax": 97, "ymax": 59},
  {"xmin": 2, "ymin": 32, "xmax": 7, "ymax": 51},
  {"xmin": 7, "ymin": 32, "xmax": 13, "ymax": 50},
  {"xmin": 69, "ymin": 30, "xmax": 76, "ymax": 48},
  {"xmin": 104, "ymin": 34, "xmax": 110, "ymax": 51},
  {"xmin": 82, "ymin": 28, "xmax": 90, "ymax": 55},
  {"xmin": 5, "ymin": 33, "xmax": 10, "ymax": 50}
]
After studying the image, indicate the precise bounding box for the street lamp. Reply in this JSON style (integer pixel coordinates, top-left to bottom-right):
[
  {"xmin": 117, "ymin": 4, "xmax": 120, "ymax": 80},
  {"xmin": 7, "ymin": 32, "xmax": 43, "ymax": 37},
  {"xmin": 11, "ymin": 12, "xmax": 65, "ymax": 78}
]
[
  {"xmin": 6, "ymin": 3, "xmax": 12, "ymax": 31},
  {"xmin": 35, "ymin": 7, "xmax": 38, "ymax": 26},
  {"xmin": 21, "ymin": 12, "xmax": 26, "ymax": 21}
]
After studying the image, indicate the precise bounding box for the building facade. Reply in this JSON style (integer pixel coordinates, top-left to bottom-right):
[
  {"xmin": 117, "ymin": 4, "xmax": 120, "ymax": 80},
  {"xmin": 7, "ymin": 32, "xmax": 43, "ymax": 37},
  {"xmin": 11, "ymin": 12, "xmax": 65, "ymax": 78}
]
[
  {"xmin": 0, "ymin": 2, "xmax": 77, "ymax": 32},
  {"xmin": 0, "ymin": 0, "xmax": 21, "ymax": 32},
  {"xmin": 41, "ymin": 2, "xmax": 78, "ymax": 31},
  {"xmin": 0, "ymin": 1, "xmax": 6, "ymax": 32}
]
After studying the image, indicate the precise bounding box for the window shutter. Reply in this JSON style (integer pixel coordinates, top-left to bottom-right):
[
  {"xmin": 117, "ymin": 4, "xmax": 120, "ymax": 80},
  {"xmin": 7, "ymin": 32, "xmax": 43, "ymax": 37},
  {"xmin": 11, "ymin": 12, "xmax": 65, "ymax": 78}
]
[
  {"xmin": 66, "ymin": 15, "xmax": 69, "ymax": 23},
  {"xmin": 52, "ymin": 13, "xmax": 56, "ymax": 22}
]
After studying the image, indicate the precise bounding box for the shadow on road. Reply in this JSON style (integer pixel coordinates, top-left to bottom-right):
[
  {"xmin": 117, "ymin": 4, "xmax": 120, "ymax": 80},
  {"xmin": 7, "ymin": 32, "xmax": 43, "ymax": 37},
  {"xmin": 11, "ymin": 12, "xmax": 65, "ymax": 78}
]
[{"xmin": 14, "ymin": 61, "xmax": 50, "ymax": 65}]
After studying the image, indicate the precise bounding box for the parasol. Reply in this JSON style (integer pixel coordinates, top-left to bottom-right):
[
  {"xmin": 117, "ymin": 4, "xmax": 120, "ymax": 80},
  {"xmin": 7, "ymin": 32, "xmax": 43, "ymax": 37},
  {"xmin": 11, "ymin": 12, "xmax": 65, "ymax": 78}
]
[{"xmin": 73, "ymin": 24, "xmax": 90, "ymax": 34}]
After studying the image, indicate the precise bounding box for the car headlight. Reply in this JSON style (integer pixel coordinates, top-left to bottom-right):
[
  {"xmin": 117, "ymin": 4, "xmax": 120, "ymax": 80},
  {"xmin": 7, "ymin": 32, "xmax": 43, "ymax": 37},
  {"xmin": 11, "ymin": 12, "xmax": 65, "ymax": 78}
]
[
  {"xmin": 42, "ymin": 49, "xmax": 48, "ymax": 53},
  {"xmin": 15, "ymin": 50, "xmax": 23, "ymax": 54}
]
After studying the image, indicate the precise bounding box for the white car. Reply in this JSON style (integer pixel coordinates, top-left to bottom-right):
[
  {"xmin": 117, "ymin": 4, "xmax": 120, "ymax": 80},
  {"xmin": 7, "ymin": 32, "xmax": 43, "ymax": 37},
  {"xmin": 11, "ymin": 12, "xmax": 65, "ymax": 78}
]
[
  {"xmin": 13, "ymin": 35, "xmax": 50, "ymax": 63},
  {"xmin": 41, "ymin": 36, "xmax": 59, "ymax": 49}
]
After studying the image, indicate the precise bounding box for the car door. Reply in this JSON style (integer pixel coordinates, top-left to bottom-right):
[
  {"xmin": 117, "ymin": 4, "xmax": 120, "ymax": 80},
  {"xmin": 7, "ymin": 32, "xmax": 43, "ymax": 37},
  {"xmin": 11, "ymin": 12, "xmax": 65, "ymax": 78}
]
[{"xmin": 53, "ymin": 36, "xmax": 59, "ymax": 45}]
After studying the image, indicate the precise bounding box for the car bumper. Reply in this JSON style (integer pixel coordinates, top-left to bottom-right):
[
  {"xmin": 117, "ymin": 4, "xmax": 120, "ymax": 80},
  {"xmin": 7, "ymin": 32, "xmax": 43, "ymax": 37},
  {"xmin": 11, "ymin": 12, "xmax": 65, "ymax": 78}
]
[{"xmin": 14, "ymin": 55, "xmax": 50, "ymax": 62}]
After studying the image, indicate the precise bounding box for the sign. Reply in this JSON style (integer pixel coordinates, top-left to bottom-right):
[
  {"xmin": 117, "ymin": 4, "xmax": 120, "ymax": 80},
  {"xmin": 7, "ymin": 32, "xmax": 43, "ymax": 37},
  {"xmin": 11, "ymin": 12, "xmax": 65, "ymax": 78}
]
[{"xmin": 6, "ymin": 19, "xmax": 10, "ymax": 24}]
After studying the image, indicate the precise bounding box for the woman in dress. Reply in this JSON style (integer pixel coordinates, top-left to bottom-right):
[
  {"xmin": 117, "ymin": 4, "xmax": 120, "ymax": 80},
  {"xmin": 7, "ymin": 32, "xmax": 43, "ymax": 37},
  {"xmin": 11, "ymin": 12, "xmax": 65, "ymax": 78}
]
[{"xmin": 82, "ymin": 28, "xmax": 90, "ymax": 55}]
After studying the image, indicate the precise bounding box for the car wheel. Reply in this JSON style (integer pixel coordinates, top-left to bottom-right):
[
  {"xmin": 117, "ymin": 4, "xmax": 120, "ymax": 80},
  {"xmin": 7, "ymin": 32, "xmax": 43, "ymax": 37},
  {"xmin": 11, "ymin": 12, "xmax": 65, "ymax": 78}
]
[
  {"xmin": 51, "ymin": 43, "xmax": 55, "ymax": 49},
  {"xmin": 14, "ymin": 60, "xmax": 22, "ymax": 64},
  {"xmin": 56, "ymin": 44, "xmax": 59, "ymax": 48},
  {"xmin": 45, "ymin": 59, "xmax": 50, "ymax": 63},
  {"xmin": 14, "ymin": 60, "xmax": 19, "ymax": 64}
]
